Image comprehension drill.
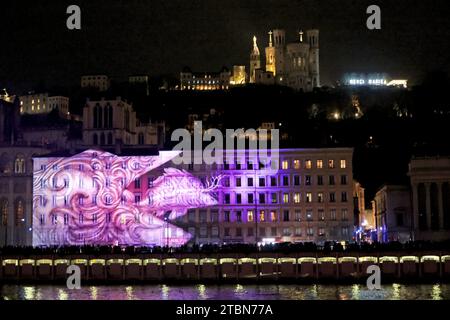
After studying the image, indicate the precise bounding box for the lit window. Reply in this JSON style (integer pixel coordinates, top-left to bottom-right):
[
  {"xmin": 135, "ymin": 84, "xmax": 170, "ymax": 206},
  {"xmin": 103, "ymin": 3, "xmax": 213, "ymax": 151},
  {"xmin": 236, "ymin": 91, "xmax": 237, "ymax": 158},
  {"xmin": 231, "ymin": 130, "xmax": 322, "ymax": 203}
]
[
  {"xmin": 293, "ymin": 159, "xmax": 300, "ymax": 169},
  {"xmin": 294, "ymin": 193, "xmax": 301, "ymax": 203},
  {"xmin": 306, "ymin": 192, "xmax": 312, "ymax": 203},
  {"xmin": 259, "ymin": 210, "xmax": 265, "ymax": 222},
  {"xmin": 328, "ymin": 160, "xmax": 335, "ymax": 168},
  {"xmin": 281, "ymin": 160, "xmax": 289, "ymax": 170},
  {"xmin": 340, "ymin": 159, "xmax": 347, "ymax": 169},
  {"xmin": 317, "ymin": 192, "xmax": 324, "ymax": 203},
  {"xmin": 247, "ymin": 210, "xmax": 254, "ymax": 222},
  {"xmin": 270, "ymin": 211, "xmax": 277, "ymax": 222},
  {"xmin": 271, "ymin": 193, "xmax": 277, "ymax": 204},
  {"xmin": 305, "ymin": 160, "xmax": 312, "ymax": 169},
  {"xmin": 283, "ymin": 193, "xmax": 289, "ymax": 204},
  {"xmin": 317, "ymin": 160, "xmax": 323, "ymax": 169}
]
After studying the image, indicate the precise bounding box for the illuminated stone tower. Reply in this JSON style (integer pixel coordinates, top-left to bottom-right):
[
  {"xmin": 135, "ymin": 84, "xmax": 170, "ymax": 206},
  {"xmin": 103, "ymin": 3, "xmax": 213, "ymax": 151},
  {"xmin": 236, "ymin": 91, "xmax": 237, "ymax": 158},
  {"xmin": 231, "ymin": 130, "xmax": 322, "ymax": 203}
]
[
  {"xmin": 249, "ymin": 36, "xmax": 261, "ymax": 83},
  {"xmin": 306, "ymin": 29, "xmax": 320, "ymax": 88}
]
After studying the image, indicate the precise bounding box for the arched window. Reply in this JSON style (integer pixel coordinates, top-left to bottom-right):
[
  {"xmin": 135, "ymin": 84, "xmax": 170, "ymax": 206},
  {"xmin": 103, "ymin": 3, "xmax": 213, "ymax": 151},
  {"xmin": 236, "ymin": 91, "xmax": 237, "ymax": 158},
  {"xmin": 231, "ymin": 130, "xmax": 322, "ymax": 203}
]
[
  {"xmin": 138, "ymin": 132, "xmax": 144, "ymax": 145},
  {"xmin": 107, "ymin": 132, "xmax": 113, "ymax": 145},
  {"xmin": 1, "ymin": 198, "xmax": 8, "ymax": 226},
  {"xmin": 14, "ymin": 198, "xmax": 24, "ymax": 226},
  {"xmin": 93, "ymin": 133, "xmax": 98, "ymax": 145},
  {"xmin": 100, "ymin": 132, "xmax": 105, "ymax": 145},
  {"xmin": 14, "ymin": 154, "xmax": 26, "ymax": 174},
  {"xmin": 0, "ymin": 153, "xmax": 11, "ymax": 174}
]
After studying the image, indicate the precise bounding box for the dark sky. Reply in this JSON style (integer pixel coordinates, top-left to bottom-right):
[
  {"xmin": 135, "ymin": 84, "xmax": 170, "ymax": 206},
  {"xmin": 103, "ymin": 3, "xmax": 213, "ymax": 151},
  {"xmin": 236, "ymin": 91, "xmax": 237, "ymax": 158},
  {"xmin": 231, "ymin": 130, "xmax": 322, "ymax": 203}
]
[{"xmin": 1, "ymin": 0, "xmax": 449, "ymax": 91}]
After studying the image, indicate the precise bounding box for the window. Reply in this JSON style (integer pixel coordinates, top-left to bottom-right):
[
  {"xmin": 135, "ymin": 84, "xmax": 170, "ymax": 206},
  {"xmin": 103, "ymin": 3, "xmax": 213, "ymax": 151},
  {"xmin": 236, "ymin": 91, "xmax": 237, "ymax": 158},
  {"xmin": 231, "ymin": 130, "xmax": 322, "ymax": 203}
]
[
  {"xmin": 259, "ymin": 177, "xmax": 265, "ymax": 187},
  {"xmin": 319, "ymin": 228, "xmax": 325, "ymax": 236},
  {"xmin": 306, "ymin": 192, "xmax": 312, "ymax": 203},
  {"xmin": 247, "ymin": 227, "xmax": 254, "ymax": 237},
  {"xmin": 317, "ymin": 192, "xmax": 324, "ymax": 203},
  {"xmin": 306, "ymin": 210, "xmax": 313, "ymax": 221},
  {"xmin": 283, "ymin": 210, "xmax": 289, "ymax": 222},
  {"xmin": 295, "ymin": 227, "xmax": 302, "ymax": 236},
  {"xmin": 199, "ymin": 210, "xmax": 207, "ymax": 223},
  {"xmin": 341, "ymin": 209, "xmax": 348, "ymax": 221},
  {"xmin": 340, "ymin": 159, "xmax": 347, "ymax": 169},
  {"xmin": 317, "ymin": 175, "xmax": 323, "ymax": 186},
  {"xmin": 271, "ymin": 193, "xmax": 277, "ymax": 204},
  {"xmin": 223, "ymin": 177, "xmax": 230, "ymax": 187},
  {"xmin": 270, "ymin": 176, "xmax": 277, "ymax": 186},
  {"xmin": 236, "ymin": 194, "xmax": 242, "ymax": 204},
  {"xmin": 211, "ymin": 226, "xmax": 219, "ymax": 237},
  {"xmin": 259, "ymin": 210, "xmax": 266, "ymax": 222},
  {"xmin": 247, "ymin": 210, "xmax": 254, "ymax": 222},
  {"xmin": 342, "ymin": 227, "xmax": 349, "ymax": 236},
  {"xmin": 247, "ymin": 177, "xmax": 253, "ymax": 187},
  {"xmin": 224, "ymin": 228, "xmax": 230, "ymax": 237},
  {"xmin": 271, "ymin": 227, "xmax": 277, "ymax": 237},
  {"xmin": 283, "ymin": 193, "xmax": 289, "ymax": 204},
  {"xmin": 283, "ymin": 228, "xmax": 291, "ymax": 236},
  {"xmin": 330, "ymin": 209, "xmax": 337, "ymax": 221},
  {"xmin": 330, "ymin": 192, "xmax": 336, "ymax": 203},
  {"xmin": 305, "ymin": 175, "xmax": 312, "ymax": 186},
  {"xmin": 224, "ymin": 211, "xmax": 230, "ymax": 222},
  {"xmin": 224, "ymin": 194, "xmax": 230, "ymax": 204},
  {"xmin": 270, "ymin": 210, "xmax": 277, "ymax": 222},
  {"xmin": 248, "ymin": 193, "xmax": 254, "ymax": 204},
  {"xmin": 259, "ymin": 193, "xmax": 265, "ymax": 204},
  {"xmin": 295, "ymin": 210, "xmax": 301, "ymax": 221},
  {"xmin": 305, "ymin": 160, "xmax": 312, "ymax": 169},
  {"xmin": 211, "ymin": 210, "xmax": 219, "ymax": 222},
  {"xmin": 134, "ymin": 178, "xmax": 141, "ymax": 189},
  {"xmin": 294, "ymin": 192, "xmax": 301, "ymax": 203},
  {"xmin": 134, "ymin": 194, "xmax": 141, "ymax": 204},
  {"xmin": 259, "ymin": 227, "xmax": 266, "ymax": 237},
  {"xmin": 282, "ymin": 160, "xmax": 289, "ymax": 170},
  {"xmin": 293, "ymin": 159, "xmax": 301, "ymax": 169},
  {"xmin": 14, "ymin": 155, "xmax": 26, "ymax": 174},
  {"xmin": 307, "ymin": 227, "xmax": 314, "ymax": 236},
  {"xmin": 317, "ymin": 160, "xmax": 323, "ymax": 169},
  {"xmin": 236, "ymin": 177, "xmax": 241, "ymax": 187},
  {"xmin": 247, "ymin": 161, "xmax": 253, "ymax": 170},
  {"xmin": 283, "ymin": 176, "xmax": 289, "ymax": 186},
  {"xmin": 341, "ymin": 175, "xmax": 347, "ymax": 185},
  {"xmin": 294, "ymin": 175, "xmax": 300, "ymax": 186},
  {"xmin": 199, "ymin": 226, "xmax": 207, "ymax": 238},
  {"xmin": 328, "ymin": 159, "xmax": 335, "ymax": 168},
  {"xmin": 236, "ymin": 211, "xmax": 242, "ymax": 223},
  {"xmin": 329, "ymin": 175, "xmax": 335, "ymax": 185},
  {"xmin": 318, "ymin": 209, "xmax": 325, "ymax": 221},
  {"xmin": 341, "ymin": 192, "xmax": 348, "ymax": 202}
]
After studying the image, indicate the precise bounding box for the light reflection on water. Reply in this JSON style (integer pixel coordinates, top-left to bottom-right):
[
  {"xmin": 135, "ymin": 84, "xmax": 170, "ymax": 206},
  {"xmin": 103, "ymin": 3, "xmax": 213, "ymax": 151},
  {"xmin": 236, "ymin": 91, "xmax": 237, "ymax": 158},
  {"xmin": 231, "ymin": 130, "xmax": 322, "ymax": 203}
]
[{"xmin": 1, "ymin": 284, "xmax": 449, "ymax": 300}]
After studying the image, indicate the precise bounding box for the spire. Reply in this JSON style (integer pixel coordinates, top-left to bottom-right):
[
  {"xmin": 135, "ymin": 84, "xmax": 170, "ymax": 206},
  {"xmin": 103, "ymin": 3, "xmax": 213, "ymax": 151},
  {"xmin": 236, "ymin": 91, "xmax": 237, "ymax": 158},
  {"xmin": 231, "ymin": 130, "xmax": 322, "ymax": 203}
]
[
  {"xmin": 268, "ymin": 30, "xmax": 273, "ymax": 47},
  {"xmin": 299, "ymin": 30, "xmax": 304, "ymax": 43},
  {"xmin": 251, "ymin": 35, "xmax": 260, "ymax": 56}
]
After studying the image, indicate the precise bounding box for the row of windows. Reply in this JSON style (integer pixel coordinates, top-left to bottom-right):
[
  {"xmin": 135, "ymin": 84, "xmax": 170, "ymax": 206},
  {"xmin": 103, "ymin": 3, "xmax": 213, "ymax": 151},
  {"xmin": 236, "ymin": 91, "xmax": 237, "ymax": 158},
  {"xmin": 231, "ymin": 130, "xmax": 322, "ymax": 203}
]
[
  {"xmin": 222, "ymin": 175, "xmax": 348, "ymax": 187},
  {"xmin": 0, "ymin": 199, "xmax": 25, "ymax": 226},
  {"xmin": 223, "ymin": 191, "xmax": 349, "ymax": 204},
  {"xmin": 189, "ymin": 226, "xmax": 350, "ymax": 238},
  {"xmin": 0, "ymin": 155, "xmax": 27, "ymax": 174}
]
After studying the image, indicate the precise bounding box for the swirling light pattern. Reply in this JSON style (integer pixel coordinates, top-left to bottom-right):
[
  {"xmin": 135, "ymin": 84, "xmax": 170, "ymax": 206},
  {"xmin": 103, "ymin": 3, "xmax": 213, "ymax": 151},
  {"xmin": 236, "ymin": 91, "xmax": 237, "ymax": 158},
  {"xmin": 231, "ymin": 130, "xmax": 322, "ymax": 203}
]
[{"xmin": 32, "ymin": 149, "xmax": 220, "ymax": 247}]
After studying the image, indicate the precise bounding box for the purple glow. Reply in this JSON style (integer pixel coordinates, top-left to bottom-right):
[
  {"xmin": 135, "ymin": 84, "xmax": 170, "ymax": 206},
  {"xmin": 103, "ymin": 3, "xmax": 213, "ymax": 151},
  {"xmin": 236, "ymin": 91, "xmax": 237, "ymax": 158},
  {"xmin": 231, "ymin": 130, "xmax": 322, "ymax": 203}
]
[{"xmin": 32, "ymin": 149, "xmax": 220, "ymax": 247}]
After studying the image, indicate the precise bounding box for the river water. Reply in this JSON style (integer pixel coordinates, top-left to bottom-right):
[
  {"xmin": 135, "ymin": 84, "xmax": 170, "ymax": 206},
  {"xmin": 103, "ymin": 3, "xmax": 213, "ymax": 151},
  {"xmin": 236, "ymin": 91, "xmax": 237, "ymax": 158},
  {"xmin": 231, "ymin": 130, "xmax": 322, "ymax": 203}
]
[{"xmin": 1, "ymin": 283, "xmax": 449, "ymax": 300}]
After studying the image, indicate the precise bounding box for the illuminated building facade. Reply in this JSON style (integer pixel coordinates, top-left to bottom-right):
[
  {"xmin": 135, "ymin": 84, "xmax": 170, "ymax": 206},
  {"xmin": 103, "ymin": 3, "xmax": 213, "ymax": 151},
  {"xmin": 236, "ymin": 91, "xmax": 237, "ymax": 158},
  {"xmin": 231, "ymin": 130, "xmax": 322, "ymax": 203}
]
[
  {"xmin": 31, "ymin": 147, "xmax": 357, "ymax": 247},
  {"xmin": 180, "ymin": 67, "xmax": 231, "ymax": 90},
  {"xmin": 230, "ymin": 65, "xmax": 247, "ymax": 85},
  {"xmin": 252, "ymin": 29, "xmax": 320, "ymax": 91},
  {"xmin": 19, "ymin": 93, "xmax": 69, "ymax": 116}
]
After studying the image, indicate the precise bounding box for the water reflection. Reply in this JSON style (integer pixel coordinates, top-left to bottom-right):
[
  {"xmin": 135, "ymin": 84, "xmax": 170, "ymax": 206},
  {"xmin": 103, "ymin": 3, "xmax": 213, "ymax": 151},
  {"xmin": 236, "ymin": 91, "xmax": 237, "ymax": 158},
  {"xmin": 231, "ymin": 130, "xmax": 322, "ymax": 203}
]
[{"xmin": 1, "ymin": 284, "xmax": 449, "ymax": 300}]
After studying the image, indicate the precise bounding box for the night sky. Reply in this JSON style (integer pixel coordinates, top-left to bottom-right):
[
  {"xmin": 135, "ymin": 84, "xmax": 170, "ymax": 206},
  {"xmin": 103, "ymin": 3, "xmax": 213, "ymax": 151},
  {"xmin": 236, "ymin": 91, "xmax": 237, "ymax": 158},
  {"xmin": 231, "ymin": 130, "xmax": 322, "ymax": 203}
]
[{"xmin": 1, "ymin": 0, "xmax": 449, "ymax": 91}]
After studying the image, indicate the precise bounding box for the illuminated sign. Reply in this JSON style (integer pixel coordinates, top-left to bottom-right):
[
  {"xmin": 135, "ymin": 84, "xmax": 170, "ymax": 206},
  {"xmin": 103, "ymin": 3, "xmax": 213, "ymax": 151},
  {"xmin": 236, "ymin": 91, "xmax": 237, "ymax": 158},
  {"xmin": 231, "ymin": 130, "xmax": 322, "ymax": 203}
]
[{"xmin": 32, "ymin": 149, "xmax": 220, "ymax": 247}]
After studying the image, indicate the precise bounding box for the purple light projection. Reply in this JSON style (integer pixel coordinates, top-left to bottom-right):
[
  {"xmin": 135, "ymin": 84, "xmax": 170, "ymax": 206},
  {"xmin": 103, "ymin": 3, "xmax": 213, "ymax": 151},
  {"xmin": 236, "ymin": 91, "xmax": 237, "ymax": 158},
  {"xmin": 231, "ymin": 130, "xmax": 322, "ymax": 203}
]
[{"xmin": 32, "ymin": 149, "xmax": 220, "ymax": 247}]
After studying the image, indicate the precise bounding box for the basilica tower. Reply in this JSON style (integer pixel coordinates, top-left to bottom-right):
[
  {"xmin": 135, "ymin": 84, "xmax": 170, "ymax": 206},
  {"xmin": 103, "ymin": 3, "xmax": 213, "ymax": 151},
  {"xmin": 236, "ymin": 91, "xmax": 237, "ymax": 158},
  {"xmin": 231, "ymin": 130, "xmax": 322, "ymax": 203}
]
[{"xmin": 249, "ymin": 36, "xmax": 260, "ymax": 83}]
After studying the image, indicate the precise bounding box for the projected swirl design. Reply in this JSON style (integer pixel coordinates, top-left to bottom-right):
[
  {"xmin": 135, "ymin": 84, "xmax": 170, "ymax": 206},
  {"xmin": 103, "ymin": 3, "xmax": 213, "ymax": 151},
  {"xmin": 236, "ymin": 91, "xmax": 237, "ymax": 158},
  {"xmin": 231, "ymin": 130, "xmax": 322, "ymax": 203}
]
[{"xmin": 32, "ymin": 150, "xmax": 220, "ymax": 246}]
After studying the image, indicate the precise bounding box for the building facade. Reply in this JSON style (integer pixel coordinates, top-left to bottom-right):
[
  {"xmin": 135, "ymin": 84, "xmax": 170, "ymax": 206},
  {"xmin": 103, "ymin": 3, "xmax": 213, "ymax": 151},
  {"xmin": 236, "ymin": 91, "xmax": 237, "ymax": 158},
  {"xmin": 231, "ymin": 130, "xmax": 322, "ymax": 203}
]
[
  {"xmin": 409, "ymin": 157, "xmax": 450, "ymax": 241},
  {"xmin": 19, "ymin": 93, "xmax": 69, "ymax": 116},
  {"xmin": 373, "ymin": 185, "xmax": 413, "ymax": 243},
  {"xmin": 251, "ymin": 29, "xmax": 320, "ymax": 91},
  {"xmin": 180, "ymin": 67, "xmax": 231, "ymax": 91},
  {"xmin": 81, "ymin": 75, "xmax": 110, "ymax": 91},
  {"xmin": 139, "ymin": 148, "xmax": 356, "ymax": 245}
]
